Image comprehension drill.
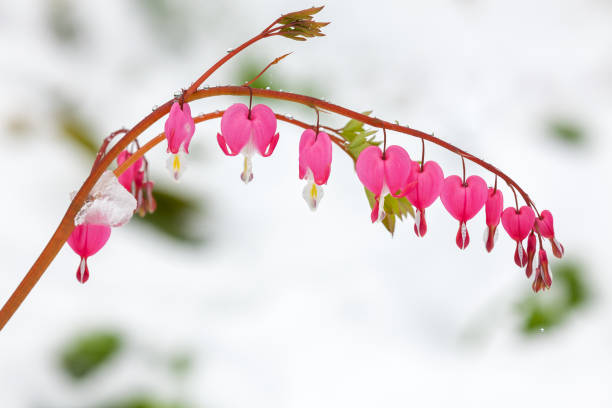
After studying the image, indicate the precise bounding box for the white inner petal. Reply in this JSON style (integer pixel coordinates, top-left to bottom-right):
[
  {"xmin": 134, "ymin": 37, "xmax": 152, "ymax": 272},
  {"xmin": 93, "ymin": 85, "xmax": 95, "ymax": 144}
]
[{"xmin": 302, "ymin": 172, "xmax": 324, "ymax": 211}]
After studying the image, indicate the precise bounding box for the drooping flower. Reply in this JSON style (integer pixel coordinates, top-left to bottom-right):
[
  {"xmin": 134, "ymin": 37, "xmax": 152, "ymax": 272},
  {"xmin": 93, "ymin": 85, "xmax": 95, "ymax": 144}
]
[
  {"xmin": 217, "ymin": 103, "xmax": 279, "ymax": 183},
  {"xmin": 525, "ymin": 231, "xmax": 537, "ymax": 278},
  {"xmin": 440, "ymin": 175, "xmax": 488, "ymax": 249},
  {"xmin": 165, "ymin": 101, "xmax": 195, "ymax": 180},
  {"xmin": 532, "ymin": 248, "xmax": 552, "ymax": 292},
  {"xmin": 67, "ymin": 224, "xmax": 111, "ymax": 283},
  {"xmin": 356, "ymin": 145, "xmax": 414, "ymax": 223},
  {"xmin": 501, "ymin": 205, "xmax": 536, "ymax": 267},
  {"xmin": 68, "ymin": 171, "xmax": 137, "ymax": 283},
  {"xmin": 116, "ymin": 150, "xmax": 156, "ymax": 217},
  {"xmin": 403, "ymin": 160, "xmax": 443, "ymax": 237},
  {"xmin": 299, "ymin": 129, "xmax": 332, "ymax": 210},
  {"xmin": 484, "ymin": 187, "xmax": 503, "ymax": 252},
  {"xmin": 534, "ymin": 210, "xmax": 564, "ymax": 258},
  {"xmin": 117, "ymin": 150, "xmax": 144, "ymax": 193}
]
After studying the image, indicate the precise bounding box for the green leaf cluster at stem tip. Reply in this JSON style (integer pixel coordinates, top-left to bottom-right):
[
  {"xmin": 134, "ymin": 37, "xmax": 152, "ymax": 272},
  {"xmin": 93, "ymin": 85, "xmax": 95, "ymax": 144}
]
[{"xmin": 276, "ymin": 6, "xmax": 329, "ymax": 41}]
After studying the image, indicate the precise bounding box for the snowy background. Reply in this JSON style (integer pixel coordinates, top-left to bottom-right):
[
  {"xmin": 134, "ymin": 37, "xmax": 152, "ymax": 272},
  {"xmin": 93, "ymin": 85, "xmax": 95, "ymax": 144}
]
[{"xmin": 0, "ymin": 0, "xmax": 611, "ymax": 407}]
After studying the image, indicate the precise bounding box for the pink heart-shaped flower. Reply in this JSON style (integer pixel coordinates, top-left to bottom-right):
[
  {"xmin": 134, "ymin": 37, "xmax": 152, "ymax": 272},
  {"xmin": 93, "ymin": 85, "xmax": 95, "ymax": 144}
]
[
  {"xmin": 440, "ymin": 174, "xmax": 488, "ymax": 249},
  {"xmin": 165, "ymin": 102, "xmax": 195, "ymax": 154},
  {"xmin": 299, "ymin": 129, "xmax": 332, "ymax": 185},
  {"xmin": 217, "ymin": 103, "xmax": 279, "ymax": 157},
  {"xmin": 501, "ymin": 206, "xmax": 535, "ymax": 242},
  {"xmin": 404, "ymin": 160, "xmax": 444, "ymax": 237},
  {"xmin": 356, "ymin": 145, "xmax": 413, "ymax": 197}
]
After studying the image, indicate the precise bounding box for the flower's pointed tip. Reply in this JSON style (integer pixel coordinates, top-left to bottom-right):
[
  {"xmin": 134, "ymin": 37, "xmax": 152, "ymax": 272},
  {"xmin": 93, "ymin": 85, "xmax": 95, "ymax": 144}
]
[
  {"xmin": 166, "ymin": 153, "xmax": 187, "ymax": 181},
  {"xmin": 483, "ymin": 225, "xmax": 498, "ymax": 252},
  {"xmin": 413, "ymin": 208, "xmax": 427, "ymax": 237},
  {"xmin": 302, "ymin": 181, "xmax": 324, "ymax": 211},
  {"xmin": 455, "ymin": 222, "xmax": 470, "ymax": 249},
  {"xmin": 76, "ymin": 258, "xmax": 89, "ymax": 284}
]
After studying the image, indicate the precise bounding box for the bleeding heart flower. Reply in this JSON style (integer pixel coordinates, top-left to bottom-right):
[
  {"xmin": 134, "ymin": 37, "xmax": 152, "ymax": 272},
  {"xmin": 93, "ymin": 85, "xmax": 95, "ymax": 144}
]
[
  {"xmin": 356, "ymin": 145, "xmax": 414, "ymax": 223},
  {"xmin": 532, "ymin": 248, "xmax": 552, "ymax": 292},
  {"xmin": 440, "ymin": 175, "xmax": 488, "ymax": 249},
  {"xmin": 501, "ymin": 205, "xmax": 536, "ymax": 267},
  {"xmin": 404, "ymin": 160, "xmax": 443, "ymax": 237},
  {"xmin": 483, "ymin": 187, "xmax": 503, "ymax": 252},
  {"xmin": 165, "ymin": 101, "xmax": 195, "ymax": 180},
  {"xmin": 299, "ymin": 129, "xmax": 332, "ymax": 210},
  {"xmin": 117, "ymin": 150, "xmax": 144, "ymax": 194},
  {"xmin": 67, "ymin": 224, "xmax": 112, "ymax": 283},
  {"xmin": 217, "ymin": 103, "xmax": 279, "ymax": 184},
  {"xmin": 525, "ymin": 231, "xmax": 537, "ymax": 278},
  {"xmin": 535, "ymin": 210, "xmax": 564, "ymax": 258}
]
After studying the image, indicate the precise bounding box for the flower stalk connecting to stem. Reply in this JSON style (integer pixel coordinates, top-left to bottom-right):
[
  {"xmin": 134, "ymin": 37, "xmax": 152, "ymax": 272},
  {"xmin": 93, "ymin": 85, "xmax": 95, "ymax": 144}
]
[{"xmin": 0, "ymin": 6, "xmax": 563, "ymax": 331}]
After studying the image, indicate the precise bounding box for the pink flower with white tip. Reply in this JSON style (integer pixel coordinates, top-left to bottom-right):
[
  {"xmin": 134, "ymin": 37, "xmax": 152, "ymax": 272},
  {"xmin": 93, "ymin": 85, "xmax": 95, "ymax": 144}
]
[
  {"xmin": 356, "ymin": 145, "xmax": 414, "ymax": 223},
  {"xmin": 68, "ymin": 224, "xmax": 111, "ymax": 283},
  {"xmin": 440, "ymin": 174, "xmax": 488, "ymax": 249},
  {"xmin": 299, "ymin": 129, "xmax": 332, "ymax": 210},
  {"xmin": 217, "ymin": 103, "xmax": 280, "ymax": 183},
  {"xmin": 501, "ymin": 205, "xmax": 535, "ymax": 267},
  {"xmin": 484, "ymin": 187, "xmax": 503, "ymax": 252},
  {"xmin": 67, "ymin": 171, "xmax": 137, "ymax": 283},
  {"xmin": 117, "ymin": 149, "xmax": 156, "ymax": 217},
  {"xmin": 404, "ymin": 160, "xmax": 443, "ymax": 237},
  {"xmin": 534, "ymin": 210, "xmax": 564, "ymax": 258},
  {"xmin": 165, "ymin": 101, "xmax": 195, "ymax": 180}
]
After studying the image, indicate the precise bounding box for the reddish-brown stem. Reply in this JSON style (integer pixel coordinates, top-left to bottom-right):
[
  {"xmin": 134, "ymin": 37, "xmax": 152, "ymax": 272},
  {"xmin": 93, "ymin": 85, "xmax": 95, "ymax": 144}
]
[
  {"xmin": 0, "ymin": 86, "xmax": 536, "ymax": 331},
  {"xmin": 420, "ymin": 138, "xmax": 425, "ymax": 171},
  {"xmin": 244, "ymin": 53, "xmax": 292, "ymax": 87}
]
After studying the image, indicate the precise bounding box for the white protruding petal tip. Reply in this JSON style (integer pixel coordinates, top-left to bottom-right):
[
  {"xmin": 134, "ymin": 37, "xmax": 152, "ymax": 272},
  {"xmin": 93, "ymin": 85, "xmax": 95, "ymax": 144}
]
[
  {"xmin": 302, "ymin": 180, "xmax": 324, "ymax": 211},
  {"xmin": 166, "ymin": 153, "xmax": 187, "ymax": 181}
]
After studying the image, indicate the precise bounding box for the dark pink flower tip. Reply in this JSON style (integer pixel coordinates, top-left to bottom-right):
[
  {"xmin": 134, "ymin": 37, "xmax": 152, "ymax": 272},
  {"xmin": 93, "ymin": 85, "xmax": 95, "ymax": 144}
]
[
  {"xmin": 537, "ymin": 249, "xmax": 552, "ymax": 289},
  {"xmin": 485, "ymin": 188, "xmax": 503, "ymax": 227},
  {"xmin": 525, "ymin": 232, "xmax": 537, "ymax": 278},
  {"xmin": 501, "ymin": 206, "xmax": 535, "ymax": 242},
  {"xmin": 484, "ymin": 224, "xmax": 498, "ymax": 253},
  {"xmin": 456, "ymin": 221, "xmax": 470, "ymax": 249},
  {"xmin": 440, "ymin": 175, "xmax": 488, "ymax": 222},
  {"xmin": 218, "ymin": 103, "xmax": 278, "ymax": 156},
  {"xmin": 414, "ymin": 208, "xmax": 428, "ymax": 237},
  {"xmin": 299, "ymin": 129, "xmax": 332, "ymax": 185},
  {"xmin": 68, "ymin": 224, "xmax": 111, "ymax": 284},
  {"xmin": 165, "ymin": 102, "xmax": 195, "ymax": 155},
  {"xmin": 514, "ymin": 241, "xmax": 528, "ymax": 267},
  {"xmin": 356, "ymin": 145, "xmax": 413, "ymax": 198},
  {"xmin": 116, "ymin": 150, "xmax": 144, "ymax": 193}
]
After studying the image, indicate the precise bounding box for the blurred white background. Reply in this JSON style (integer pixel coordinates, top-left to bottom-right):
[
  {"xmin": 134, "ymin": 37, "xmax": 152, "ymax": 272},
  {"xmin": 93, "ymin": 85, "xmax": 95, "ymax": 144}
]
[{"xmin": 1, "ymin": 0, "xmax": 611, "ymax": 407}]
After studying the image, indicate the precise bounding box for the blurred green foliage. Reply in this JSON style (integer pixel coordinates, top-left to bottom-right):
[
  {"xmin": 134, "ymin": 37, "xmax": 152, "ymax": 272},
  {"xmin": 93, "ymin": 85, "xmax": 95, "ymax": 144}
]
[
  {"xmin": 46, "ymin": 0, "xmax": 81, "ymax": 45},
  {"xmin": 548, "ymin": 120, "xmax": 586, "ymax": 146},
  {"xmin": 60, "ymin": 330, "xmax": 122, "ymax": 380},
  {"xmin": 56, "ymin": 105, "xmax": 207, "ymax": 245},
  {"xmin": 97, "ymin": 396, "xmax": 188, "ymax": 408},
  {"xmin": 517, "ymin": 261, "xmax": 590, "ymax": 334}
]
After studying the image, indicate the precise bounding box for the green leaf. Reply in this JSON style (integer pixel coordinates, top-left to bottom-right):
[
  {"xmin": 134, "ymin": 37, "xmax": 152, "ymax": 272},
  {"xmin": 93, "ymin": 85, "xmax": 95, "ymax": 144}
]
[
  {"xmin": 338, "ymin": 112, "xmax": 381, "ymax": 160},
  {"xmin": 60, "ymin": 330, "xmax": 122, "ymax": 380},
  {"xmin": 364, "ymin": 189, "xmax": 414, "ymax": 235},
  {"xmin": 97, "ymin": 395, "xmax": 188, "ymax": 408},
  {"xmin": 516, "ymin": 261, "xmax": 591, "ymax": 335},
  {"xmin": 134, "ymin": 186, "xmax": 206, "ymax": 245},
  {"xmin": 548, "ymin": 120, "xmax": 585, "ymax": 145}
]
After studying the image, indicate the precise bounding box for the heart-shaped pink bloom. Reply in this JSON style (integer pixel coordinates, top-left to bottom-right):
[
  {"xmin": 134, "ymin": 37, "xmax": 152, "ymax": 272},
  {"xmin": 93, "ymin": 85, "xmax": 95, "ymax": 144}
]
[
  {"xmin": 440, "ymin": 174, "xmax": 488, "ymax": 249},
  {"xmin": 217, "ymin": 103, "xmax": 279, "ymax": 183},
  {"xmin": 165, "ymin": 102, "xmax": 195, "ymax": 154},
  {"xmin": 299, "ymin": 130, "xmax": 332, "ymax": 211},
  {"xmin": 484, "ymin": 188, "xmax": 503, "ymax": 252},
  {"xmin": 356, "ymin": 145, "xmax": 414, "ymax": 223},
  {"xmin": 67, "ymin": 224, "xmax": 112, "ymax": 284},
  {"xmin": 534, "ymin": 210, "xmax": 564, "ymax": 258},
  {"xmin": 299, "ymin": 129, "xmax": 332, "ymax": 185},
  {"xmin": 117, "ymin": 150, "xmax": 144, "ymax": 193},
  {"xmin": 404, "ymin": 160, "xmax": 443, "ymax": 237},
  {"xmin": 501, "ymin": 205, "xmax": 535, "ymax": 267}
]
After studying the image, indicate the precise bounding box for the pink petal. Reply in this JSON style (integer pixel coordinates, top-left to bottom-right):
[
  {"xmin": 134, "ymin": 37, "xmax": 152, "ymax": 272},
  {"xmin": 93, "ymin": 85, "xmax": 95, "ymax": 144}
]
[
  {"xmin": 414, "ymin": 208, "xmax": 428, "ymax": 237},
  {"xmin": 526, "ymin": 232, "xmax": 537, "ymax": 278},
  {"xmin": 455, "ymin": 221, "xmax": 470, "ymax": 249},
  {"xmin": 514, "ymin": 241, "xmax": 528, "ymax": 267},
  {"xmin": 383, "ymin": 145, "xmax": 412, "ymax": 196},
  {"xmin": 534, "ymin": 210, "xmax": 555, "ymax": 238},
  {"xmin": 485, "ymin": 188, "xmax": 503, "ymax": 227},
  {"xmin": 250, "ymin": 104, "xmax": 278, "ymax": 156},
  {"xmin": 405, "ymin": 160, "xmax": 444, "ymax": 209},
  {"xmin": 76, "ymin": 257, "xmax": 89, "ymax": 284},
  {"xmin": 300, "ymin": 131, "xmax": 332, "ymax": 185},
  {"xmin": 262, "ymin": 133, "xmax": 280, "ymax": 157},
  {"xmin": 217, "ymin": 133, "xmax": 239, "ymax": 156},
  {"xmin": 180, "ymin": 102, "xmax": 196, "ymax": 153},
  {"xmin": 356, "ymin": 146, "xmax": 384, "ymax": 196},
  {"xmin": 501, "ymin": 205, "xmax": 536, "ymax": 242},
  {"xmin": 220, "ymin": 103, "xmax": 251, "ymax": 154},
  {"xmin": 67, "ymin": 224, "xmax": 111, "ymax": 258},
  {"xmin": 485, "ymin": 225, "xmax": 497, "ymax": 253},
  {"xmin": 440, "ymin": 175, "xmax": 487, "ymax": 222}
]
